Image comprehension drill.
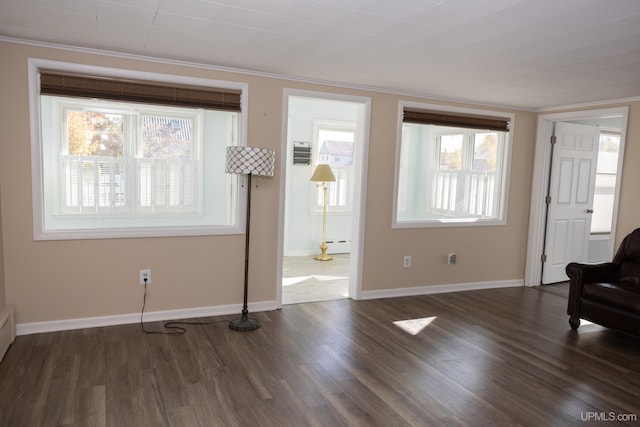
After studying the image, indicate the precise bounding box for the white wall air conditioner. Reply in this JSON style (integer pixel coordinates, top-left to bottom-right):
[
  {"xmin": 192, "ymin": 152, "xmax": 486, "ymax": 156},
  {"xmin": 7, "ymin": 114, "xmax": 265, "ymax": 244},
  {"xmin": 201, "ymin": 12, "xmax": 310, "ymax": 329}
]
[
  {"xmin": 0, "ymin": 307, "xmax": 16, "ymax": 363},
  {"xmin": 292, "ymin": 141, "xmax": 312, "ymax": 165}
]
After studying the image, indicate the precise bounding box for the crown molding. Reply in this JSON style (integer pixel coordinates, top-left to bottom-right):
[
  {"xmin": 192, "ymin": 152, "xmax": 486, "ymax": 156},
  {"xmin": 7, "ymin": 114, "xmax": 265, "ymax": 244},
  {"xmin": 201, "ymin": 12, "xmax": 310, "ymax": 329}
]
[{"xmin": 536, "ymin": 96, "xmax": 640, "ymax": 113}]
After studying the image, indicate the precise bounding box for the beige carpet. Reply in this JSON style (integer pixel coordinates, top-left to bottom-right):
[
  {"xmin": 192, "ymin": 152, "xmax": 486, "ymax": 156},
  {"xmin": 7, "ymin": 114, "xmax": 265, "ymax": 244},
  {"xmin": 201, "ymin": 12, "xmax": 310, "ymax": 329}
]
[{"xmin": 282, "ymin": 254, "xmax": 349, "ymax": 304}]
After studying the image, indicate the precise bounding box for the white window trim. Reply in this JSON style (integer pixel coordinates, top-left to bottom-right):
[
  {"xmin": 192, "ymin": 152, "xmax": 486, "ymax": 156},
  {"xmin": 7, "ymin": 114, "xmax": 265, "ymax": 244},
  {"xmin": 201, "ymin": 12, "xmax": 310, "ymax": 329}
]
[
  {"xmin": 392, "ymin": 101, "xmax": 514, "ymax": 229},
  {"xmin": 28, "ymin": 58, "xmax": 249, "ymax": 240}
]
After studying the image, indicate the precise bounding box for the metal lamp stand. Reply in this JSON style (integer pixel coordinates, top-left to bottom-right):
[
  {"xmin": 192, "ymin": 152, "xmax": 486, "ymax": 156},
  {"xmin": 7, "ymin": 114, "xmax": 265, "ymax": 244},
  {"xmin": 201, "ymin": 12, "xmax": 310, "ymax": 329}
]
[{"xmin": 229, "ymin": 173, "xmax": 261, "ymax": 332}]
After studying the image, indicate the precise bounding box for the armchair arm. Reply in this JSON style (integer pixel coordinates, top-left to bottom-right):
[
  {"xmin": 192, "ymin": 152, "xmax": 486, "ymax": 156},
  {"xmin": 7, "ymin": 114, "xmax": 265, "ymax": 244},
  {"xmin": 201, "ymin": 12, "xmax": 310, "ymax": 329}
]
[
  {"xmin": 565, "ymin": 262, "xmax": 618, "ymax": 317},
  {"xmin": 566, "ymin": 262, "xmax": 618, "ymax": 283}
]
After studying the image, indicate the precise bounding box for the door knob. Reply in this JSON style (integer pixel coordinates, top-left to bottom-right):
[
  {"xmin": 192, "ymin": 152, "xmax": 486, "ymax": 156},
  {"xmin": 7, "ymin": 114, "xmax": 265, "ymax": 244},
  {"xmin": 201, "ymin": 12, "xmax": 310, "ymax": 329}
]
[{"xmin": 587, "ymin": 209, "xmax": 594, "ymax": 213}]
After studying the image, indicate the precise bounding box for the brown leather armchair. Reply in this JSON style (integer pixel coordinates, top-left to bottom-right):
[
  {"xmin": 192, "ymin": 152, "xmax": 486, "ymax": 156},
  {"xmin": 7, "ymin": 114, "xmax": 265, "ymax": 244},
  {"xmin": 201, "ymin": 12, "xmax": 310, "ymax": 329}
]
[{"xmin": 565, "ymin": 228, "xmax": 640, "ymax": 336}]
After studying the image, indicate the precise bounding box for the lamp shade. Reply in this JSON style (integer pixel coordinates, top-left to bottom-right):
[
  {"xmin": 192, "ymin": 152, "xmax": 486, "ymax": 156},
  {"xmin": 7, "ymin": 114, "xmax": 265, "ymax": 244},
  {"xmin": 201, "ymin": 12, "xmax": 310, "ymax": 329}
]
[
  {"xmin": 310, "ymin": 164, "xmax": 336, "ymax": 182},
  {"xmin": 225, "ymin": 146, "xmax": 276, "ymax": 176}
]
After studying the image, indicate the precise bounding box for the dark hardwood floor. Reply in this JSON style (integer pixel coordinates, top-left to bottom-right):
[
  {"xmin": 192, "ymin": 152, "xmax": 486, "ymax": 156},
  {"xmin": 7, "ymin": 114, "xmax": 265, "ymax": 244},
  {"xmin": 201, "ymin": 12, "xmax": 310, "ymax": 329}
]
[{"xmin": 1, "ymin": 284, "xmax": 639, "ymax": 426}]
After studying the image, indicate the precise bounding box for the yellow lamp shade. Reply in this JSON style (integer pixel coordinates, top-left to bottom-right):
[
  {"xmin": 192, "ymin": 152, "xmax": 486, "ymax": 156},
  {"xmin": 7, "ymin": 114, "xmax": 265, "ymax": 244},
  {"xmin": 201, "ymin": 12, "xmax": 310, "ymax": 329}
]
[{"xmin": 310, "ymin": 164, "xmax": 336, "ymax": 182}]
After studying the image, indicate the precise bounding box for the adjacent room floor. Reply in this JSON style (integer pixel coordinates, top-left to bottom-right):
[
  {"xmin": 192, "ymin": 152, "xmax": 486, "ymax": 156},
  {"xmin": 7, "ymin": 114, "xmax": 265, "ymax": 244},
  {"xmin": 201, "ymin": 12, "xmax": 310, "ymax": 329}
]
[{"xmin": 282, "ymin": 254, "xmax": 349, "ymax": 304}]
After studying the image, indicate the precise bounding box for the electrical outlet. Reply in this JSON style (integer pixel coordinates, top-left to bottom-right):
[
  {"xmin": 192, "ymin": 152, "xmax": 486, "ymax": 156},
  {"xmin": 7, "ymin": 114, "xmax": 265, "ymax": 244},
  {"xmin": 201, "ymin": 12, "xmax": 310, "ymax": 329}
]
[
  {"xmin": 403, "ymin": 255, "xmax": 412, "ymax": 268},
  {"xmin": 448, "ymin": 253, "xmax": 456, "ymax": 265},
  {"xmin": 139, "ymin": 269, "xmax": 151, "ymax": 285}
]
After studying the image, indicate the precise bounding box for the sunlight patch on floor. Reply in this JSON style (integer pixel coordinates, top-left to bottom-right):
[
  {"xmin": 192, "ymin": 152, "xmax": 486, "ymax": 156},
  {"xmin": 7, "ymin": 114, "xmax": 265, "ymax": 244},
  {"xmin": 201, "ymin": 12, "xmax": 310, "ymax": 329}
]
[
  {"xmin": 282, "ymin": 274, "xmax": 347, "ymax": 287},
  {"xmin": 393, "ymin": 317, "xmax": 437, "ymax": 335}
]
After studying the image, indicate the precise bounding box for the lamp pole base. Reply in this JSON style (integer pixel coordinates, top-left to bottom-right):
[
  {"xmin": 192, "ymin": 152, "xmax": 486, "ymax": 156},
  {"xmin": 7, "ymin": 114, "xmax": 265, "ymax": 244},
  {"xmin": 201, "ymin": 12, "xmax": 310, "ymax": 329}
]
[
  {"xmin": 314, "ymin": 242, "xmax": 333, "ymax": 261},
  {"xmin": 229, "ymin": 315, "xmax": 261, "ymax": 332}
]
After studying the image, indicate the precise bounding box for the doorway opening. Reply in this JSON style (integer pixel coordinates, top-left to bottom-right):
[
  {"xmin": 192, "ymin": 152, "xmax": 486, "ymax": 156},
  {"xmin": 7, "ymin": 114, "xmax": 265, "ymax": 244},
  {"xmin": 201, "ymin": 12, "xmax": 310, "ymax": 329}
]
[
  {"xmin": 525, "ymin": 107, "xmax": 628, "ymax": 286},
  {"xmin": 279, "ymin": 90, "xmax": 370, "ymax": 304}
]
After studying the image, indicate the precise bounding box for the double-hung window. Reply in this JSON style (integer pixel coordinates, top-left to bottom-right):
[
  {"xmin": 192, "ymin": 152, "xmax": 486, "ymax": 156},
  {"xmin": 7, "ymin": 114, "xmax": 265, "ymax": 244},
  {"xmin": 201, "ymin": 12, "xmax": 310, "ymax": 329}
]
[
  {"xmin": 56, "ymin": 102, "xmax": 201, "ymax": 215},
  {"xmin": 394, "ymin": 102, "xmax": 513, "ymax": 227},
  {"xmin": 313, "ymin": 121, "xmax": 356, "ymax": 213},
  {"xmin": 30, "ymin": 60, "xmax": 246, "ymax": 239}
]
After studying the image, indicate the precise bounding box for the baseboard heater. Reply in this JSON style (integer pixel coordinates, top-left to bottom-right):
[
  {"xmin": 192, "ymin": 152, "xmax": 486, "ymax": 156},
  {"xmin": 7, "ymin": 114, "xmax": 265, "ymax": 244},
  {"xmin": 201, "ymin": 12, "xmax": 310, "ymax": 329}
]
[
  {"xmin": 0, "ymin": 307, "xmax": 16, "ymax": 363},
  {"xmin": 324, "ymin": 239, "xmax": 351, "ymax": 254}
]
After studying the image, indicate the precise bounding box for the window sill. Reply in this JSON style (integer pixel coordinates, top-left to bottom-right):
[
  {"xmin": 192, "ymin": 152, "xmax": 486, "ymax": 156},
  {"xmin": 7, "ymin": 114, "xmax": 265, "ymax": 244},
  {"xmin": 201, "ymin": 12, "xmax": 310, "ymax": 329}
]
[
  {"xmin": 33, "ymin": 224, "xmax": 243, "ymax": 241},
  {"xmin": 393, "ymin": 217, "xmax": 506, "ymax": 229}
]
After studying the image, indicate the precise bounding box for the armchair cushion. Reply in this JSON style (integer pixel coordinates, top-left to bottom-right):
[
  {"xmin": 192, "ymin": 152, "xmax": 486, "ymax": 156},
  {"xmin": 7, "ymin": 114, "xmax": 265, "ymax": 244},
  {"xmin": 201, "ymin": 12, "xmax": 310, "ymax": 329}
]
[{"xmin": 582, "ymin": 282, "xmax": 640, "ymax": 313}]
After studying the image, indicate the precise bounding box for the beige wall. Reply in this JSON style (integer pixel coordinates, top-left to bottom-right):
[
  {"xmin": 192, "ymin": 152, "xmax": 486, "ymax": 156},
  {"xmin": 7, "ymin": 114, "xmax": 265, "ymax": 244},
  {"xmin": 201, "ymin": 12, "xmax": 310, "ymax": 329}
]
[
  {"xmin": 616, "ymin": 103, "xmax": 640, "ymax": 242},
  {"xmin": 363, "ymin": 94, "xmax": 536, "ymax": 290},
  {"xmin": 1, "ymin": 41, "xmax": 284, "ymax": 324},
  {"xmin": 0, "ymin": 185, "xmax": 5, "ymax": 311},
  {"xmin": 3, "ymin": 39, "xmax": 636, "ymax": 327}
]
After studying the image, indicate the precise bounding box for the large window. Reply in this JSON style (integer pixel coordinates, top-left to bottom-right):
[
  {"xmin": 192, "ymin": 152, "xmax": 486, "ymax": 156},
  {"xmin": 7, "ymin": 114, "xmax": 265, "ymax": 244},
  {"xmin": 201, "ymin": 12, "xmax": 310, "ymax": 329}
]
[
  {"xmin": 394, "ymin": 102, "xmax": 513, "ymax": 227},
  {"xmin": 30, "ymin": 60, "xmax": 246, "ymax": 239}
]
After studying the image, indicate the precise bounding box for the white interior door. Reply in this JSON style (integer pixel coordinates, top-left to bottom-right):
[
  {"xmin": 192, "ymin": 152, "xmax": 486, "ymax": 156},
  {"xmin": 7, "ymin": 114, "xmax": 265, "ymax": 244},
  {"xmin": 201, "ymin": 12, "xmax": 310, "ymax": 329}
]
[{"xmin": 542, "ymin": 122, "xmax": 600, "ymax": 284}]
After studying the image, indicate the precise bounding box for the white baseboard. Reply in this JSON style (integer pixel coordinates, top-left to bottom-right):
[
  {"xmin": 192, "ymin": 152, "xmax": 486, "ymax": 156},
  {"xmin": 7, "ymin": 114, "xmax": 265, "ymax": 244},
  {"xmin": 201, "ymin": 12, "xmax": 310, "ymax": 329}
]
[
  {"xmin": 15, "ymin": 280, "xmax": 523, "ymax": 335},
  {"xmin": 359, "ymin": 279, "xmax": 523, "ymax": 300},
  {"xmin": 16, "ymin": 300, "xmax": 279, "ymax": 336},
  {"xmin": 284, "ymin": 242, "xmax": 351, "ymax": 257},
  {"xmin": 0, "ymin": 306, "xmax": 16, "ymax": 362}
]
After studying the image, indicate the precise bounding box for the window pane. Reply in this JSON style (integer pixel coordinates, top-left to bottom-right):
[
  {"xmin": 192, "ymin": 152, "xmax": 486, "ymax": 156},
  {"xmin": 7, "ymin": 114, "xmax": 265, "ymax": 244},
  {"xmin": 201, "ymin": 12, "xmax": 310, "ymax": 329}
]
[
  {"xmin": 142, "ymin": 115, "xmax": 193, "ymax": 160},
  {"xmin": 316, "ymin": 130, "xmax": 354, "ymax": 167},
  {"xmin": 473, "ymin": 132, "xmax": 498, "ymax": 171},
  {"xmin": 597, "ymin": 134, "xmax": 619, "ymax": 174},
  {"xmin": 140, "ymin": 115, "xmax": 196, "ymax": 211},
  {"xmin": 315, "ymin": 127, "xmax": 355, "ymax": 211},
  {"xmin": 439, "ymin": 134, "xmax": 462, "ymax": 170},
  {"xmin": 63, "ymin": 110, "xmax": 128, "ymax": 212},
  {"xmin": 66, "ymin": 110, "xmax": 124, "ymax": 156},
  {"xmin": 590, "ymin": 133, "xmax": 620, "ymax": 234},
  {"xmin": 591, "ymin": 174, "xmax": 616, "ymax": 234}
]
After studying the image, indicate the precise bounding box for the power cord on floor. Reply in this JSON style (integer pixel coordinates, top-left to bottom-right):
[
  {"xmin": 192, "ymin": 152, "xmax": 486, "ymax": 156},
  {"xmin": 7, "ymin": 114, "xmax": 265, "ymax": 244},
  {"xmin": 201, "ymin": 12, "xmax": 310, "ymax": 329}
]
[{"xmin": 140, "ymin": 278, "xmax": 229, "ymax": 335}]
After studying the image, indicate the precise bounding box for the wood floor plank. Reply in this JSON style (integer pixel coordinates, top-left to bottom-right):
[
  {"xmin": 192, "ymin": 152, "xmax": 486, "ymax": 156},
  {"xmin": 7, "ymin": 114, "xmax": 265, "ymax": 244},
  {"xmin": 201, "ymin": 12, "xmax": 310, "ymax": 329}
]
[{"xmin": 1, "ymin": 284, "xmax": 640, "ymax": 426}]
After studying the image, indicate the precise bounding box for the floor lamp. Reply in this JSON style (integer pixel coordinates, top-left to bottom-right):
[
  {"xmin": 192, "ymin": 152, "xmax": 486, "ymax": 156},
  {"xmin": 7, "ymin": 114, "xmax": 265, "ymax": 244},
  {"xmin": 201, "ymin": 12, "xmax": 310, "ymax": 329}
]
[
  {"xmin": 225, "ymin": 146, "xmax": 276, "ymax": 332},
  {"xmin": 310, "ymin": 164, "xmax": 336, "ymax": 261}
]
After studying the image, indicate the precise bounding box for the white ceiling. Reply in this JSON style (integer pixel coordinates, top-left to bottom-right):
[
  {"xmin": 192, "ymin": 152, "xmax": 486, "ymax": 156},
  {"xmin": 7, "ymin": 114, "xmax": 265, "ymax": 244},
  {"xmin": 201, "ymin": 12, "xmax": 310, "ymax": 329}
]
[{"xmin": 2, "ymin": 0, "xmax": 640, "ymax": 110}]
